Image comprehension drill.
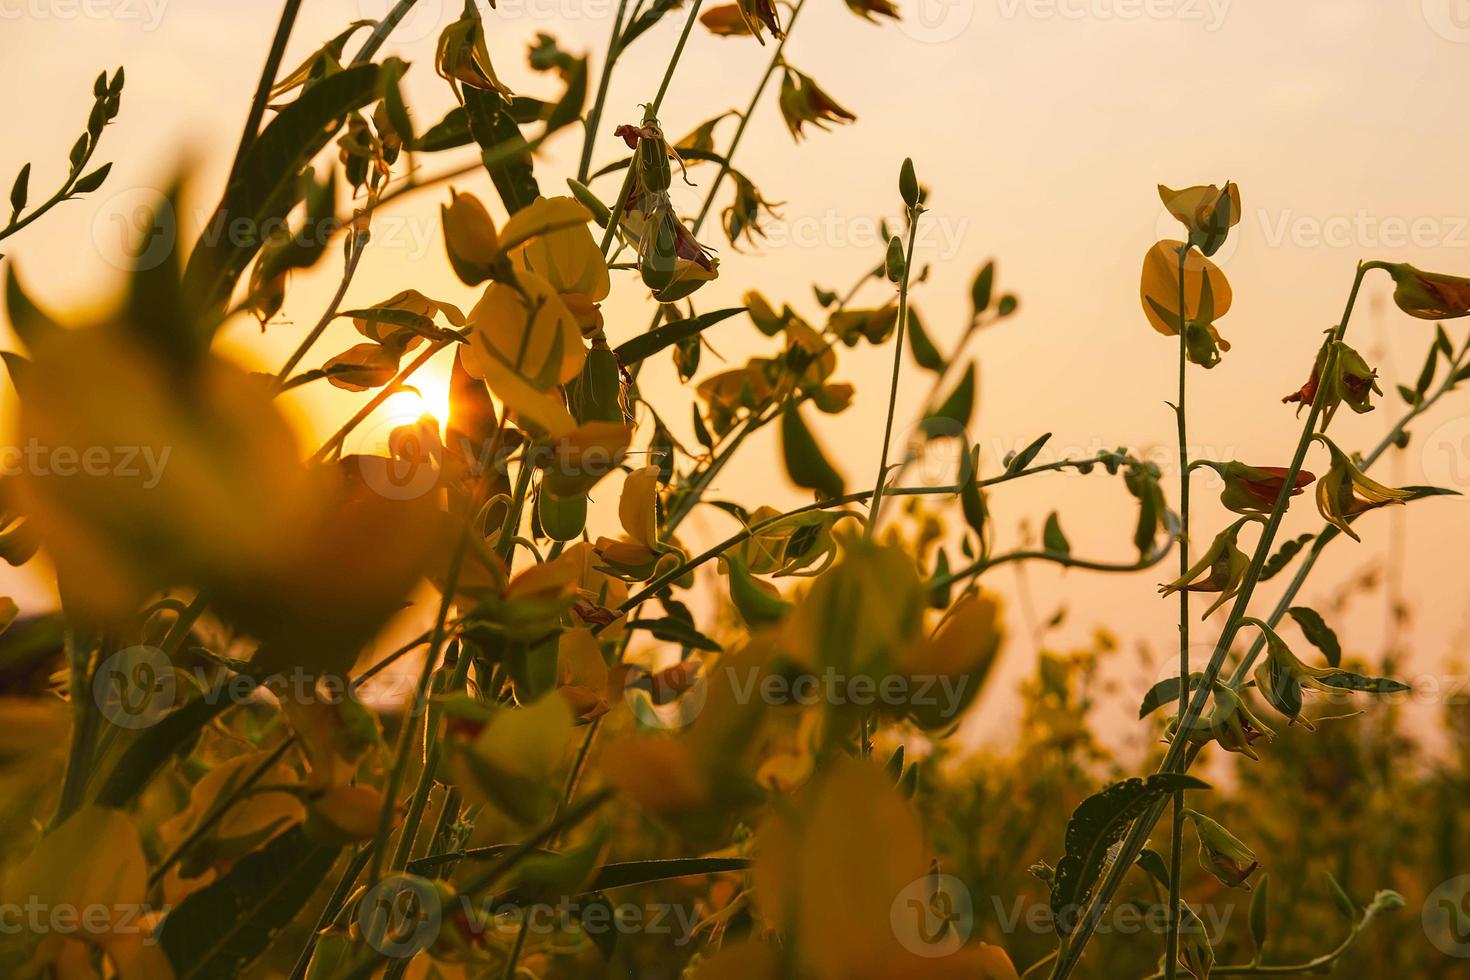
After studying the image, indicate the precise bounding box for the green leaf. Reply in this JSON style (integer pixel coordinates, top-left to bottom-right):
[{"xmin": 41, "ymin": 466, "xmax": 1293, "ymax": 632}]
[
  {"xmin": 1260, "ymin": 533, "xmax": 1313, "ymax": 582},
  {"xmin": 1315, "ymin": 671, "xmax": 1411, "ymax": 694},
  {"xmin": 588, "ymin": 856, "xmax": 749, "ymax": 891},
  {"xmin": 1249, "ymin": 874, "xmax": 1270, "ymax": 959},
  {"xmin": 971, "ymin": 260, "xmax": 994, "ymax": 317},
  {"xmin": 922, "ymin": 363, "xmax": 975, "ymax": 438},
  {"xmin": 1402, "ymin": 484, "xmax": 1461, "ymax": 501},
  {"xmin": 625, "ymin": 616, "xmax": 722, "ymax": 652},
  {"xmin": 885, "ymin": 745, "xmax": 905, "ymax": 783},
  {"xmin": 1042, "ymin": 511, "xmax": 1070, "ymax": 557},
  {"xmin": 72, "ymin": 162, "xmax": 112, "ymax": 194},
  {"xmin": 1286, "ymin": 606, "xmax": 1341, "ymax": 668},
  {"xmin": 95, "ymin": 696, "xmax": 237, "ymax": 808},
  {"xmin": 1049, "ymin": 773, "xmax": 1209, "ymax": 936},
  {"xmin": 906, "ymin": 308, "xmax": 945, "ymax": 372},
  {"xmin": 1005, "ymin": 432, "xmax": 1052, "ymax": 475},
  {"xmin": 160, "ymin": 826, "xmax": 340, "ymax": 980},
  {"xmin": 1138, "ymin": 672, "xmax": 1203, "ymax": 719},
  {"xmin": 462, "ymin": 87, "xmax": 539, "ymax": 215},
  {"xmin": 613, "ymin": 308, "xmax": 745, "ymax": 368},
  {"xmin": 780, "ymin": 403, "xmax": 844, "ymax": 499},
  {"xmin": 184, "ymin": 64, "xmax": 382, "ymax": 313},
  {"xmin": 337, "ymin": 307, "xmax": 451, "ymax": 341},
  {"xmin": 1415, "ymin": 339, "xmax": 1440, "ymax": 396},
  {"xmin": 1135, "ymin": 847, "xmax": 1170, "ymax": 888}
]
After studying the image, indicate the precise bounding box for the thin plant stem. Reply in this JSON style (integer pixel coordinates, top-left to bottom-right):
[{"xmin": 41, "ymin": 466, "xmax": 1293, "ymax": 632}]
[
  {"xmin": 367, "ymin": 518, "xmax": 470, "ymax": 887},
  {"xmin": 865, "ymin": 208, "xmax": 922, "ymax": 536},
  {"xmin": 228, "ymin": 0, "xmax": 304, "ymax": 187},
  {"xmin": 598, "ymin": 0, "xmax": 706, "ymax": 254},
  {"xmin": 690, "ymin": 0, "xmax": 807, "ymax": 234},
  {"xmin": 1164, "ymin": 243, "xmax": 1192, "ymax": 980},
  {"xmin": 578, "ymin": 0, "xmax": 632, "ymax": 183},
  {"xmin": 351, "ymin": 0, "xmax": 424, "ymax": 66}
]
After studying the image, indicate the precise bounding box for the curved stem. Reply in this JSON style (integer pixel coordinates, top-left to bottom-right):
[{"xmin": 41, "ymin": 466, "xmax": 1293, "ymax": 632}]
[
  {"xmin": 865, "ymin": 210, "xmax": 921, "ymax": 535},
  {"xmin": 350, "ymin": 0, "xmax": 423, "ymax": 66}
]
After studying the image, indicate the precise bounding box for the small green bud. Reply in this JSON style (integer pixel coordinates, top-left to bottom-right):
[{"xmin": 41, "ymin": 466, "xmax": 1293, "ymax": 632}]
[{"xmin": 885, "ymin": 235, "xmax": 906, "ymax": 283}]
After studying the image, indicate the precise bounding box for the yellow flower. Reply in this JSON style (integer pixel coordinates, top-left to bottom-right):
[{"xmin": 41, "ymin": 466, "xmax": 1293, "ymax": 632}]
[
  {"xmin": 1158, "ymin": 517, "xmax": 1260, "ymax": 618},
  {"xmin": 1312, "ymin": 434, "xmax": 1413, "ymax": 542},
  {"xmin": 1159, "ymin": 181, "xmax": 1240, "ymax": 256},
  {"xmin": 1375, "ymin": 261, "xmax": 1470, "ymax": 319}
]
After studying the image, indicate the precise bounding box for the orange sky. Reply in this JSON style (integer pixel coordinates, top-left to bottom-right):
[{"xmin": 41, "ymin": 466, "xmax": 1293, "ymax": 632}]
[{"xmin": 3, "ymin": 0, "xmax": 1470, "ymax": 749}]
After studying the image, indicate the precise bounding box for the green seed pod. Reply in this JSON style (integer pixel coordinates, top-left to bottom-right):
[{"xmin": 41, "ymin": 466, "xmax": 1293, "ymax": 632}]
[
  {"xmin": 638, "ymin": 120, "xmax": 672, "ymax": 195},
  {"xmin": 640, "ymin": 209, "xmax": 680, "ymax": 292},
  {"xmin": 885, "ymin": 235, "xmax": 906, "ymax": 283},
  {"xmin": 566, "ymin": 177, "xmax": 612, "ymax": 227}
]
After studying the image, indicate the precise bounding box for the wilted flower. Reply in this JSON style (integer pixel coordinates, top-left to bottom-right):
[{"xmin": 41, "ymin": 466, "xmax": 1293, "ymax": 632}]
[
  {"xmin": 1198, "ymin": 460, "xmax": 1315, "ymax": 515},
  {"xmin": 1373, "ymin": 261, "xmax": 1470, "ymax": 320},
  {"xmin": 1282, "ymin": 340, "xmax": 1381, "ymax": 428},
  {"xmin": 845, "ymin": 0, "xmax": 901, "ymax": 22},
  {"xmin": 735, "ymin": 0, "xmax": 783, "ymax": 41},
  {"xmin": 1183, "ymin": 809, "xmax": 1260, "ymax": 890},
  {"xmin": 722, "ymin": 171, "xmax": 783, "ymax": 248},
  {"xmin": 1158, "ymin": 516, "xmax": 1260, "ymax": 618},
  {"xmin": 1159, "ymin": 181, "xmax": 1240, "ymax": 257},
  {"xmin": 778, "ymin": 67, "xmax": 856, "ymax": 140},
  {"xmin": 435, "ymin": 7, "xmax": 512, "ymax": 102},
  {"xmin": 1311, "ymin": 435, "xmax": 1412, "ymax": 542},
  {"xmin": 700, "ymin": 3, "xmax": 753, "ymax": 36},
  {"xmin": 1166, "ymin": 684, "xmax": 1274, "ymax": 761},
  {"xmin": 1247, "ymin": 617, "xmax": 1410, "ymax": 729}
]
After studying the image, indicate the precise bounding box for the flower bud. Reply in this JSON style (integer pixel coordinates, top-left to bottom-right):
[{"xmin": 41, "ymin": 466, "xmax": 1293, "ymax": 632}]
[
  {"xmin": 1177, "ymin": 901, "xmax": 1216, "ymax": 979},
  {"xmin": 1376, "ymin": 261, "xmax": 1470, "ymax": 320},
  {"xmin": 885, "ymin": 235, "xmax": 906, "ymax": 283},
  {"xmin": 1200, "ymin": 461, "xmax": 1315, "ymax": 515},
  {"xmin": 1282, "ymin": 340, "xmax": 1381, "ymax": 429},
  {"xmin": 1159, "ymin": 181, "xmax": 1240, "ymax": 257},
  {"xmin": 1311, "ymin": 434, "xmax": 1412, "ymax": 542},
  {"xmin": 1184, "ymin": 809, "xmax": 1260, "ymax": 890},
  {"xmin": 1158, "ymin": 517, "xmax": 1259, "ymax": 618},
  {"xmin": 435, "ymin": 9, "xmax": 512, "ymax": 103},
  {"xmin": 441, "ymin": 189, "xmax": 502, "ymax": 286}
]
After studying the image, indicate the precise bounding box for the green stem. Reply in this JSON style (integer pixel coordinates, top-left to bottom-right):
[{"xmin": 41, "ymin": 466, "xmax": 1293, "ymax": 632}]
[
  {"xmin": 690, "ymin": 0, "xmax": 807, "ymax": 235},
  {"xmin": 865, "ymin": 209, "xmax": 921, "ymax": 536},
  {"xmin": 367, "ymin": 518, "xmax": 470, "ymax": 887},
  {"xmin": 578, "ymin": 0, "xmax": 632, "ymax": 183},
  {"xmin": 598, "ymin": 0, "xmax": 705, "ymax": 254},
  {"xmin": 1165, "ymin": 243, "xmax": 1192, "ymax": 980},
  {"xmin": 351, "ymin": 0, "xmax": 423, "ymax": 66},
  {"xmin": 228, "ymin": 0, "xmax": 304, "ymax": 187}
]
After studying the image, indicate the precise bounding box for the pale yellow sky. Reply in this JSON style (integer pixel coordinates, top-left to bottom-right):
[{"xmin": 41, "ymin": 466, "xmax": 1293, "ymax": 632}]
[{"xmin": 4, "ymin": 0, "xmax": 1470, "ymax": 747}]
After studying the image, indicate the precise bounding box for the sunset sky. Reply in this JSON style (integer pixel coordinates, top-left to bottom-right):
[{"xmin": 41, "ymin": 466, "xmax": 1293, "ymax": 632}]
[{"xmin": 4, "ymin": 0, "xmax": 1470, "ymax": 748}]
